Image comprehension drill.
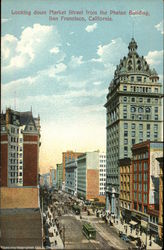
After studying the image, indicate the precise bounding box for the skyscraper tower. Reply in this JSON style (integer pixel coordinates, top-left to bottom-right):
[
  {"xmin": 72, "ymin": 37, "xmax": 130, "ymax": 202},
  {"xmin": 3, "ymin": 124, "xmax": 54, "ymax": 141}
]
[
  {"xmin": 105, "ymin": 38, "xmax": 163, "ymax": 217},
  {"xmin": 0, "ymin": 108, "xmax": 41, "ymax": 187}
]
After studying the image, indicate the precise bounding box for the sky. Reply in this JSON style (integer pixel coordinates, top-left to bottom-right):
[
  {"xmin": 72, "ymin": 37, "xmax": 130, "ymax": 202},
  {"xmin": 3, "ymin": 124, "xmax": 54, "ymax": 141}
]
[{"xmin": 1, "ymin": 0, "xmax": 163, "ymax": 173}]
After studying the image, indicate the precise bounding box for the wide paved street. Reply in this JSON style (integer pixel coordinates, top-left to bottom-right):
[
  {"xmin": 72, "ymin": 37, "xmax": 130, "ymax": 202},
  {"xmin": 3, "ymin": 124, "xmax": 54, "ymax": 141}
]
[
  {"xmin": 59, "ymin": 213, "xmax": 134, "ymax": 249},
  {"xmin": 58, "ymin": 204, "xmax": 133, "ymax": 249},
  {"xmin": 42, "ymin": 189, "xmax": 136, "ymax": 249}
]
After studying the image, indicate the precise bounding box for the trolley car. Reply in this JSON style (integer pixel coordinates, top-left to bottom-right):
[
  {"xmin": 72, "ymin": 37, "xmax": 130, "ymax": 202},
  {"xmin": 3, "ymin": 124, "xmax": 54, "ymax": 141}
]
[{"xmin": 82, "ymin": 223, "xmax": 96, "ymax": 240}]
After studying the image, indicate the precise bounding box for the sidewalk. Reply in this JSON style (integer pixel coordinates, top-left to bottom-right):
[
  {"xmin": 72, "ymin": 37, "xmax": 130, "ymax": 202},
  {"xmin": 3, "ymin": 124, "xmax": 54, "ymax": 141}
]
[
  {"xmin": 111, "ymin": 218, "xmax": 161, "ymax": 250},
  {"xmin": 93, "ymin": 209, "xmax": 162, "ymax": 250},
  {"xmin": 44, "ymin": 206, "xmax": 64, "ymax": 249}
]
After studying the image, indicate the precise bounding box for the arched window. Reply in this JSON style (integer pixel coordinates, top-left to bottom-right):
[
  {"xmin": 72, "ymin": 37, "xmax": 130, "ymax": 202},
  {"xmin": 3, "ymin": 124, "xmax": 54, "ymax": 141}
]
[
  {"xmin": 138, "ymin": 107, "xmax": 144, "ymax": 113},
  {"xmin": 145, "ymin": 107, "xmax": 151, "ymax": 113},
  {"xmin": 131, "ymin": 106, "xmax": 136, "ymax": 112}
]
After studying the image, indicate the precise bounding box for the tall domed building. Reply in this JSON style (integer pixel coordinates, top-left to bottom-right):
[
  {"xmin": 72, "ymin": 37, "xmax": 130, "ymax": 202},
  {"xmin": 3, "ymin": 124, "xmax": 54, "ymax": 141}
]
[{"xmin": 104, "ymin": 38, "xmax": 163, "ymax": 217}]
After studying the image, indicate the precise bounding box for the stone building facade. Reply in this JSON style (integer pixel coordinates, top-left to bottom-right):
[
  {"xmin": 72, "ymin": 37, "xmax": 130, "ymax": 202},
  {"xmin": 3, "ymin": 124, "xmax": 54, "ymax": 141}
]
[
  {"xmin": 131, "ymin": 141, "xmax": 163, "ymax": 236},
  {"xmin": 105, "ymin": 38, "xmax": 163, "ymax": 217},
  {"xmin": 77, "ymin": 151, "xmax": 100, "ymax": 201},
  {"xmin": 119, "ymin": 158, "xmax": 132, "ymax": 222},
  {"xmin": 65, "ymin": 159, "xmax": 78, "ymax": 196},
  {"xmin": 0, "ymin": 108, "xmax": 41, "ymax": 208},
  {"xmin": 156, "ymin": 157, "xmax": 163, "ymax": 241},
  {"xmin": 62, "ymin": 151, "xmax": 83, "ymax": 182}
]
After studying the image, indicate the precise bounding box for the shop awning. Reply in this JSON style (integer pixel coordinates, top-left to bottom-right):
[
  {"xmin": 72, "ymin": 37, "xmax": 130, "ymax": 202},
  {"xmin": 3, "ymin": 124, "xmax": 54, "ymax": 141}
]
[{"xmin": 129, "ymin": 220, "xmax": 138, "ymax": 226}]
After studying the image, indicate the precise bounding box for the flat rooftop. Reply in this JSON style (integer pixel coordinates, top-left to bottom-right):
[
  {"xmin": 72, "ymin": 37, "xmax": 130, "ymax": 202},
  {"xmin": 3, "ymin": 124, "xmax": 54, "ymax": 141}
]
[{"xmin": 0, "ymin": 208, "xmax": 42, "ymax": 248}]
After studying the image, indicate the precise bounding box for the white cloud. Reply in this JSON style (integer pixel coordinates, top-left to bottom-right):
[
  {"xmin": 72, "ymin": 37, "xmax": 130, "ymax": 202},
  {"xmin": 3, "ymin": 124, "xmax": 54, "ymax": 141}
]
[
  {"xmin": 155, "ymin": 20, "xmax": 164, "ymax": 34},
  {"xmin": 93, "ymin": 81, "xmax": 102, "ymax": 86},
  {"xmin": 69, "ymin": 55, "xmax": 84, "ymax": 68},
  {"xmin": 92, "ymin": 38, "xmax": 127, "ymax": 68},
  {"xmin": 145, "ymin": 50, "xmax": 163, "ymax": 66},
  {"xmin": 47, "ymin": 63, "xmax": 67, "ymax": 78},
  {"xmin": 2, "ymin": 62, "xmax": 67, "ymax": 99},
  {"xmin": 2, "ymin": 18, "xmax": 11, "ymax": 23},
  {"xmin": 1, "ymin": 34, "xmax": 18, "ymax": 62},
  {"xmin": 70, "ymin": 31, "xmax": 74, "ymax": 35},
  {"xmin": 85, "ymin": 23, "xmax": 97, "ymax": 32},
  {"xmin": 66, "ymin": 42, "xmax": 71, "ymax": 46},
  {"xmin": 2, "ymin": 23, "xmax": 61, "ymax": 73},
  {"xmin": 16, "ymin": 24, "xmax": 54, "ymax": 61},
  {"xmin": 50, "ymin": 47, "xmax": 60, "ymax": 54}
]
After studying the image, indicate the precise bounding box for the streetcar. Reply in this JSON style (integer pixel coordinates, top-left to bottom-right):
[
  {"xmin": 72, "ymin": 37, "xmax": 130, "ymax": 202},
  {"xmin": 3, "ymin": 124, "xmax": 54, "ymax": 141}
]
[{"xmin": 82, "ymin": 223, "xmax": 96, "ymax": 240}]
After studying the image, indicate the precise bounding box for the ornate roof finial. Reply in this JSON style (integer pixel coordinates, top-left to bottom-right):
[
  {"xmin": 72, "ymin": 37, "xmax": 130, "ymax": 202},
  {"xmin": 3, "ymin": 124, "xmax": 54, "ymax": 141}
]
[
  {"xmin": 30, "ymin": 106, "xmax": 32, "ymax": 113},
  {"xmin": 128, "ymin": 38, "xmax": 138, "ymax": 53}
]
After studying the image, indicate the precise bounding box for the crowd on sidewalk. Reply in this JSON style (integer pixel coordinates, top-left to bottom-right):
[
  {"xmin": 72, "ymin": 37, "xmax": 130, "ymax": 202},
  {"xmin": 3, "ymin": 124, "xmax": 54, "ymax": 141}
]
[
  {"xmin": 94, "ymin": 209, "xmax": 162, "ymax": 250},
  {"xmin": 43, "ymin": 206, "xmax": 64, "ymax": 249}
]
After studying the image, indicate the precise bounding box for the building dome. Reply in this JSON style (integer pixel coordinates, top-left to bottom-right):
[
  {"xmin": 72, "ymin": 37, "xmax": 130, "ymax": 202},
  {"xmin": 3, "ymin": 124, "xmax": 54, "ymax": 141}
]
[{"xmin": 113, "ymin": 38, "xmax": 156, "ymax": 79}]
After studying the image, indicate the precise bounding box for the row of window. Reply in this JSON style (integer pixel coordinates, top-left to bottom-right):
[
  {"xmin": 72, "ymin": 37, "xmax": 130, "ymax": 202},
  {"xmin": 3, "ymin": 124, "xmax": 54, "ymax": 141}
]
[
  {"xmin": 99, "ymin": 191, "xmax": 105, "ymax": 194},
  {"xmin": 134, "ymin": 172, "xmax": 148, "ymax": 182},
  {"xmin": 100, "ymin": 178, "xmax": 106, "ymax": 182},
  {"xmin": 123, "ymin": 96, "xmax": 159, "ymax": 104},
  {"xmin": 124, "ymin": 106, "xmax": 158, "ymax": 113},
  {"xmin": 10, "ymin": 166, "xmax": 22, "ymax": 170},
  {"xmin": 9, "ymin": 172, "xmax": 22, "ymax": 177},
  {"xmin": 9, "ymin": 179, "xmax": 23, "ymax": 184},
  {"xmin": 100, "ymin": 155, "xmax": 106, "ymax": 158},
  {"xmin": 134, "ymin": 192, "xmax": 147, "ymax": 203},
  {"xmin": 120, "ymin": 193, "xmax": 130, "ymax": 200},
  {"xmin": 120, "ymin": 176, "xmax": 130, "ymax": 182},
  {"xmin": 120, "ymin": 167, "xmax": 130, "ymax": 173},
  {"xmin": 10, "ymin": 159, "xmax": 23, "ymax": 164},
  {"xmin": 123, "ymin": 85, "xmax": 159, "ymax": 93},
  {"xmin": 124, "ymin": 123, "xmax": 158, "ymax": 131},
  {"xmin": 100, "ymin": 169, "xmax": 106, "ymax": 172},
  {"xmin": 100, "ymin": 183, "xmax": 106, "ymax": 186},
  {"xmin": 123, "ymin": 113, "xmax": 159, "ymax": 121},
  {"xmin": 11, "ymin": 145, "xmax": 18, "ymax": 150},
  {"xmin": 133, "ymin": 153, "xmax": 149, "ymax": 160},
  {"xmin": 133, "ymin": 203, "xmax": 147, "ymax": 213},
  {"xmin": 10, "ymin": 137, "xmax": 19, "ymax": 143},
  {"xmin": 124, "ymin": 131, "xmax": 158, "ymax": 139},
  {"xmin": 10, "ymin": 153, "xmax": 23, "ymax": 158},
  {"xmin": 120, "ymin": 74, "xmax": 158, "ymax": 83},
  {"xmin": 134, "ymin": 183, "xmax": 148, "ymax": 192},
  {"xmin": 134, "ymin": 162, "xmax": 148, "ymax": 171},
  {"xmin": 10, "ymin": 127, "xmax": 19, "ymax": 134},
  {"xmin": 100, "ymin": 174, "xmax": 106, "ymax": 177}
]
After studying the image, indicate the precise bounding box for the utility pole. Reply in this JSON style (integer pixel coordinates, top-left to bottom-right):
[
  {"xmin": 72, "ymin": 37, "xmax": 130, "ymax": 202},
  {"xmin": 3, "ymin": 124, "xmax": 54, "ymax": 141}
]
[{"xmin": 63, "ymin": 225, "xmax": 65, "ymax": 248}]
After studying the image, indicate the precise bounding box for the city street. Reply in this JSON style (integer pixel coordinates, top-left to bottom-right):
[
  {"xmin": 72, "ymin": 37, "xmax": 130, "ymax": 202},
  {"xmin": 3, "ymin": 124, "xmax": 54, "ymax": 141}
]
[
  {"xmin": 42, "ymin": 189, "xmax": 162, "ymax": 250},
  {"xmin": 42, "ymin": 189, "xmax": 134, "ymax": 249},
  {"xmin": 59, "ymin": 212, "xmax": 133, "ymax": 249}
]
